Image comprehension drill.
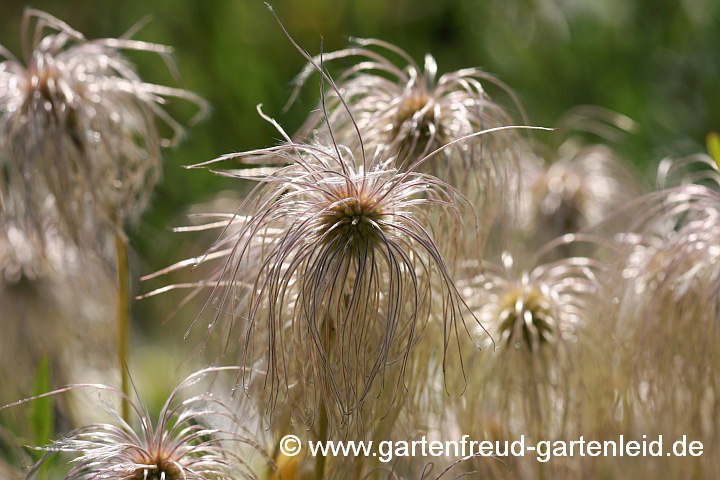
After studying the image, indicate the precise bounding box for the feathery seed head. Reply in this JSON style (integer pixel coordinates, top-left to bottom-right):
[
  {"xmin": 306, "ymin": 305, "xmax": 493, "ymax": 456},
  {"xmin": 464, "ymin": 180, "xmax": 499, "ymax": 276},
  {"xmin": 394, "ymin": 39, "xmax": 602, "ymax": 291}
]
[
  {"xmin": 455, "ymin": 245, "xmax": 606, "ymax": 443},
  {"xmin": 613, "ymin": 155, "xmax": 720, "ymax": 325},
  {"xmin": 494, "ymin": 281, "xmax": 554, "ymax": 350},
  {"xmin": 142, "ymin": 109, "xmax": 487, "ymax": 433},
  {"xmin": 464, "ymin": 249, "xmax": 600, "ymax": 353},
  {"xmin": 0, "ymin": 9, "xmax": 207, "ymax": 248},
  {"xmin": 291, "ymin": 43, "xmax": 519, "ymax": 166},
  {"xmin": 607, "ymin": 156, "xmax": 720, "ymax": 445},
  {"xmin": 288, "ymin": 40, "xmax": 524, "ymax": 245},
  {"xmin": 519, "ymin": 144, "xmax": 637, "ymax": 234},
  {"xmin": 511, "ymin": 108, "xmax": 642, "ymax": 248},
  {"xmin": 3, "ymin": 367, "xmax": 268, "ymax": 480},
  {"xmin": 310, "ymin": 171, "xmax": 390, "ymax": 252}
]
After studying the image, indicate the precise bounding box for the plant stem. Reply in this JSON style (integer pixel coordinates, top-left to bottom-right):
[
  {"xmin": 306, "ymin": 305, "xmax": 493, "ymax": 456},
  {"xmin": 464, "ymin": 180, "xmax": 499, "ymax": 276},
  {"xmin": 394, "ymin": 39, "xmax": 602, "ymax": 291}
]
[
  {"xmin": 315, "ymin": 311, "xmax": 334, "ymax": 480},
  {"xmin": 115, "ymin": 232, "xmax": 130, "ymax": 423},
  {"xmin": 315, "ymin": 402, "xmax": 328, "ymax": 480}
]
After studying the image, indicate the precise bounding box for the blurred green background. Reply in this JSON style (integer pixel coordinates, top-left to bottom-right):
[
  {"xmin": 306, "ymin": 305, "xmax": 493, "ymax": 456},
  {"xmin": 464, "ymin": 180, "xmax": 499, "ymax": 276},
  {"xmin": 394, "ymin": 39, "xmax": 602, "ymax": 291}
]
[{"xmin": 2, "ymin": 0, "xmax": 719, "ymax": 380}]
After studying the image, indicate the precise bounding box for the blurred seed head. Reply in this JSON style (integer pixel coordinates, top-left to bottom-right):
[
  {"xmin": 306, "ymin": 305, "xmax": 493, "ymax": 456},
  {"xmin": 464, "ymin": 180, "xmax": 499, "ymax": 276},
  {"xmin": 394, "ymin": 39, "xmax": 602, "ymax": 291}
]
[
  {"xmin": 614, "ymin": 154, "xmax": 719, "ymax": 329},
  {"xmin": 13, "ymin": 367, "xmax": 269, "ymax": 480},
  {"xmin": 0, "ymin": 9, "xmax": 207, "ymax": 249},
  {"xmin": 0, "ymin": 211, "xmax": 115, "ymax": 431},
  {"xmin": 493, "ymin": 282, "xmax": 555, "ymax": 349},
  {"xmin": 510, "ymin": 107, "xmax": 642, "ymax": 251},
  {"xmin": 611, "ymin": 155, "xmax": 720, "ymax": 443},
  {"xmin": 455, "ymin": 245, "xmax": 606, "ymax": 442},
  {"xmin": 464, "ymin": 248, "xmax": 602, "ymax": 352}
]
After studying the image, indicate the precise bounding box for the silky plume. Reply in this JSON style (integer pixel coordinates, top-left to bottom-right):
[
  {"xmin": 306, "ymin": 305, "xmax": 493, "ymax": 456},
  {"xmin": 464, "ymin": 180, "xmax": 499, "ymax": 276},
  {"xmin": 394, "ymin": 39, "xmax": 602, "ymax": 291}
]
[{"xmin": 0, "ymin": 367, "xmax": 273, "ymax": 480}]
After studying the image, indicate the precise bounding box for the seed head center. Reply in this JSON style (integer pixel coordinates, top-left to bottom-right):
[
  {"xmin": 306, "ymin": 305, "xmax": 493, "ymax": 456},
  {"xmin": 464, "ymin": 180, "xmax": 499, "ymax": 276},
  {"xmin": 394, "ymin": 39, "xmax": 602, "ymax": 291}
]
[
  {"xmin": 497, "ymin": 286, "xmax": 554, "ymax": 349},
  {"xmin": 129, "ymin": 453, "xmax": 181, "ymax": 480},
  {"xmin": 323, "ymin": 196, "xmax": 385, "ymax": 247}
]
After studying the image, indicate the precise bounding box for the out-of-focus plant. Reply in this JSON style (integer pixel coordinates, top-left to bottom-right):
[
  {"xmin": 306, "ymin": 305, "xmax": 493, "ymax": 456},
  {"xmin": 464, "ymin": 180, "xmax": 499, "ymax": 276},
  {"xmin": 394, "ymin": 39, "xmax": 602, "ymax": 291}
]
[
  {"xmin": 0, "ymin": 217, "xmax": 115, "ymax": 442},
  {"xmin": 508, "ymin": 107, "xmax": 643, "ymax": 255},
  {"xmin": 453, "ymin": 237, "xmax": 608, "ymax": 478},
  {"xmin": 608, "ymin": 154, "xmax": 720, "ymax": 477},
  {"xmin": 0, "ymin": 9, "xmax": 207, "ymax": 421}
]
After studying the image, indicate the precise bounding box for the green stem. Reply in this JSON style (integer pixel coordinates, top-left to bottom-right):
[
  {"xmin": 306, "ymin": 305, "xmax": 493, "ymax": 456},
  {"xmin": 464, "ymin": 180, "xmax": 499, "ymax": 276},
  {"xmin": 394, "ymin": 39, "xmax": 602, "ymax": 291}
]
[
  {"xmin": 115, "ymin": 233, "xmax": 130, "ymax": 423},
  {"xmin": 315, "ymin": 402, "xmax": 328, "ymax": 480}
]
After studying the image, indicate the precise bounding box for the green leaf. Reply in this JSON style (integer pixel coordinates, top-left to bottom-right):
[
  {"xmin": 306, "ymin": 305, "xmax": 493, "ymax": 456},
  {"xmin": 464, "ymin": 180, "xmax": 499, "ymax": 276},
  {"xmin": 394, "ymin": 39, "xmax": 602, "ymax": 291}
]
[
  {"xmin": 30, "ymin": 357, "xmax": 53, "ymax": 450},
  {"xmin": 707, "ymin": 132, "xmax": 720, "ymax": 170},
  {"xmin": 30, "ymin": 357, "xmax": 54, "ymax": 479}
]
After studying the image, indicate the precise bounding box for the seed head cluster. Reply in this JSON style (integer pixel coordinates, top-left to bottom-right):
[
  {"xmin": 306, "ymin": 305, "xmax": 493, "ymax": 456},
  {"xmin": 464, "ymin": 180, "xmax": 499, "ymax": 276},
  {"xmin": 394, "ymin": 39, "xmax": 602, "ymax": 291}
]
[
  {"xmin": 2, "ymin": 6, "xmax": 720, "ymax": 480},
  {"xmin": 289, "ymin": 39, "xmax": 523, "ymax": 246}
]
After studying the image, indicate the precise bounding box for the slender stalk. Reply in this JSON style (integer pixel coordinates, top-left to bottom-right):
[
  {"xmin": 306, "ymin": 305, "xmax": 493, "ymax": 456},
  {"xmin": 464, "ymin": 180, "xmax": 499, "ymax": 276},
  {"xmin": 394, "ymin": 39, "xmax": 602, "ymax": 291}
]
[
  {"xmin": 115, "ymin": 232, "xmax": 130, "ymax": 423},
  {"xmin": 315, "ymin": 402, "xmax": 328, "ymax": 480},
  {"xmin": 267, "ymin": 410, "xmax": 293, "ymax": 480},
  {"xmin": 315, "ymin": 311, "xmax": 334, "ymax": 480}
]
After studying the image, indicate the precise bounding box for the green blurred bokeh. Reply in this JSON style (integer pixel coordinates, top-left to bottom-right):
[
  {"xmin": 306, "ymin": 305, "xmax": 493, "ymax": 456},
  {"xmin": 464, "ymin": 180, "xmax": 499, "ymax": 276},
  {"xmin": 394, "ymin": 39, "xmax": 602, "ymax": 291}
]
[{"xmin": 2, "ymin": 0, "xmax": 718, "ymax": 374}]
